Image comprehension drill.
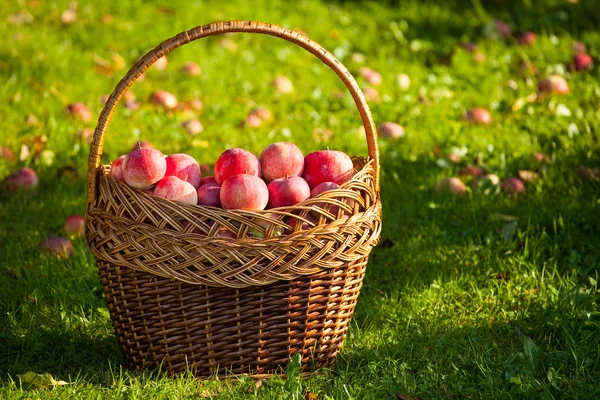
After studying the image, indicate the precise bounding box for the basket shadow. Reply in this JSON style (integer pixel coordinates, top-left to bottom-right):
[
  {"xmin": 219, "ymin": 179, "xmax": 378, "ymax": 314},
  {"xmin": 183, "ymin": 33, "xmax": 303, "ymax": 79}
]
[{"xmin": 0, "ymin": 326, "xmax": 124, "ymax": 385}]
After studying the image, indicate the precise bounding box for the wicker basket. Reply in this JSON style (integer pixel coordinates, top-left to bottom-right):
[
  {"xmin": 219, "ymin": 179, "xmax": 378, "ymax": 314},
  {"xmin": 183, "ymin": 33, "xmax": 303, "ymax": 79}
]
[{"xmin": 85, "ymin": 20, "xmax": 382, "ymax": 378}]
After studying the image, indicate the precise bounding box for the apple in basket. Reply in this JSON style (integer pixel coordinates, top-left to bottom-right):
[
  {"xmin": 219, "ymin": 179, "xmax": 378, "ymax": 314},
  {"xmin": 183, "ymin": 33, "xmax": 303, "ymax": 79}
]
[
  {"xmin": 215, "ymin": 148, "xmax": 261, "ymax": 184},
  {"xmin": 302, "ymin": 150, "xmax": 354, "ymax": 189},
  {"xmin": 197, "ymin": 183, "xmax": 221, "ymax": 207},
  {"xmin": 153, "ymin": 176, "xmax": 198, "ymax": 205},
  {"xmin": 259, "ymin": 142, "xmax": 304, "ymax": 182},
  {"xmin": 267, "ymin": 176, "xmax": 311, "ymax": 209},
  {"xmin": 122, "ymin": 147, "xmax": 166, "ymax": 189},
  {"xmin": 220, "ymin": 174, "xmax": 269, "ymax": 211},
  {"xmin": 165, "ymin": 153, "xmax": 202, "ymax": 188},
  {"xmin": 110, "ymin": 155, "xmax": 126, "ymax": 181}
]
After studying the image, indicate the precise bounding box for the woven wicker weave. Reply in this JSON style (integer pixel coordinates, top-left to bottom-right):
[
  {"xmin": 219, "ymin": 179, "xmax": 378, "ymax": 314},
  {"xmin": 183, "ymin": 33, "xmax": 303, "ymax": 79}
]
[{"xmin": 85, "ymin": 20, "xmax": 382, "ymax": 378}]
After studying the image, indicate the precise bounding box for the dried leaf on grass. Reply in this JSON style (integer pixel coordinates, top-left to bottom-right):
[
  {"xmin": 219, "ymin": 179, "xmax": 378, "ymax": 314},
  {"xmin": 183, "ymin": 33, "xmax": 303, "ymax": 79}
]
[
  {"xmin": 18, "ymin": 372, "xmax": 69, "ymax": 389},
  {"xmin": 518, "ymin": 170, "xmax": 539, "ymax": 183}
]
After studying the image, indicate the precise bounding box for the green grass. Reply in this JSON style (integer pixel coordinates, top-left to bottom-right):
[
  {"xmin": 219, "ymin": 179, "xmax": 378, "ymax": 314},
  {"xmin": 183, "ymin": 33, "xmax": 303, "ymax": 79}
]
[{"xmin": 1, "ymin": 0, "xmax": 600, "ymax": 398}]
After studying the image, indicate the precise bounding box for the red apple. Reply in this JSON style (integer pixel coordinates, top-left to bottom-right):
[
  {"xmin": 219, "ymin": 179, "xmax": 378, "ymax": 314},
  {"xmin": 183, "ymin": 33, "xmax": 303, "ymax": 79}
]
[
  {"xmin": 434, "ymin": 177, "xmax": 466, "ymax": 196},
  {"xmin": 576, "ymin": 165, "xmax": 599, "ymax": 182},
  {"xmin": 500, "ymin": 177, "xmax": 525, "ymax": 198},
  {"xmin": 214, "ymin": 148, "xmax": 261, "ymax": 184},
  {"xmin": 110, "ymin": 155, "xmax": 126, "ymax": 181},
  {"xmin": 259, "ymin": 142, "xmax": 304, "ymax": 182},
  {"xmin": 274, "ymin": 75, "xmax": 294, "ymax": 94},
  {"xmin": 267, "ymin": 176, "xmax": 311, "ymax": 209},
  {"xmin": 188, "ymin": 99, "xmax": 204, "ymax": 111},
  {"xmin": 67, "ymin": 103, "xmax": 92, "ymax": 123},
  {"xmin": 464, "ymin": 108, "xmax": 492, "ymax": 125},
  {"xmin": 181, "ymin": 61, "xmax": 201, "ymax": 76},
  {"xmin": 152, "ymin": 55, "xmax": 168, "ymax": 71},
  {"xmin": 245, "ymin": 113, "xmax": 262, "ymax": 128},
  {"xmin": 200, "ymin": 164, "xmax": 214, "ymax": 177},
  {"xmin": 572, "ymin": 41, "xmax": 587, "ymax": 54},
  {"xmin": 302, "ymin": 150, "xmax": 354, "ymax": 189},
  {"xmin": 123, "ymin": 147, "xmax": 166, "ymax": 189},
  {"xmin": 538, "ymin": 76, "xmax": 569, "ymax": 95},
  {"xmin": 196, "ymin": 183, "xmax": 221, "ymax": 207},
  {"xmin": 534, "ymin": 152, "xmax": 551, "ymax": 164},
  {"xmin": 284, "ymin": 214, "xmax": 318, "ymax": 233},
  {"xmin": 150, "ymin": 90, "xmax": 177, "ymax": 109},
  {"xmin": 459, "ymin": 41, "xmax": 478, "ymax": 52},
  {"xmin": 572, "ymin": 53, "xmax": 593, "ymax": 71},
  {"xmin": 515, "ymin": 32, "xmax": 536, "ymax": 46},
  {"xmin": 220, "ymin": 174, "xmax": 268, "ymax": 211},
  {"xmin": 153, "ymin": 176, "xmax": 198, "ymax": 205},
  {"xmin": 378, "ymin": 122, "xmax": 405, "ymax": 140},
  {"xmin": 165, "ymin": 154, "xmax": 201, "ymax": 188},
  {"xmin": 216, "ymin": 227, "xmax": 236, "ymax": 238},
  {"xmin": 359, "ymin": 67, "xmax": 382, "ymax": 86},
  {"xmin": 249, "ymin": 212, "xmax": 285, "ymax": 238},
  {"xmin": 182, "ymin": 119, "xmax": 203, "ymax": 136},
  {"xmin": 200, "ymin": 176, "xmax": 217, "ymax": 186},
  {"xmin": 132, "ymin": 140, "xmax": 154, "ymax": 150},
  {"xmin": 40, "ymin": 236, "xmax": 73, "ymax": 259},
  {"xmin": 64, "ymin": 214, "xmax": 85, "ymax": 237},
  {"xmin": 494, "ymin": 19, "xmax": 512, "ymax": 39},
  {"xmin": 459, "ymin": 166, "xmax": 484, "ymax": 178},
  {"xmin": 1, "ymin": 146, "xmax": 15, "ymax": 162},
  {"xmin": 6, "ymin": 167, "xmax": 38, "ymax": 192},
  {"xmin": 362, "ymin": 86, "xmax": 380, "ymax": 103},
  {"xmin": 310, "ymin": 181, "xmax": 344, "ymax": 216}
]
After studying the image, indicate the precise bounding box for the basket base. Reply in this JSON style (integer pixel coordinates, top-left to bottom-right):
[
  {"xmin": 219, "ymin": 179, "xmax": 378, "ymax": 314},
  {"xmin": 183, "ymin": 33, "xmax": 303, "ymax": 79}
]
[{"xmin": 98, "ymin": 258, "xmax": 367, "ymax": 378}]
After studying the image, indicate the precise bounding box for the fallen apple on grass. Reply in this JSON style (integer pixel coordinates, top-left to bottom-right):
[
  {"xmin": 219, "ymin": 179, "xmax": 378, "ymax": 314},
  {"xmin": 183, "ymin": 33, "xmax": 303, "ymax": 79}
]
[
  {"xmin": 181, "ymin": 61, "xmax": 201, "ymax": 76},
  {"xmin": 378, "ymin": 122, "xmax": 405, "ymax": 140},
  {"xmin": 434, "ymin": 177, "xmax": 466, "ymax": 196},
  {"xmin": 571, "ymin": 53, "xmax": 593, "ymax": 71},
  {"xmin": 40, "ymin": 236, "xmax": 73, "ymax": 259},
  {"xmin": 538, "ymin": 75, "xmax": 569, "ymax": 95},
  {"xmin": 464, "ymin": 108, "xmax": 492, "ymax": 125},
  {"xmin": 67, "ymin": 103, "xmax": 92, "ymax": 123},
  {"xmin": 181, "ymin": 119, "xmax": 203, "ymax": 136},
  {"xmin": 500, "ymin": 178, "xmax": 525, "ymax": 198},
  {"xmin": 273, "ymin": 76, "xmax": 294, "ymax": 94},
  {"xmin": 150, "ymin": 90, "xmax": 178, "ymax": 110},
  {"xmin": 63, "ymin": 214, "xmax": 85, "ymax": 237},
  {"xmin": 6, "ymin": 167, "xmax": 38, "ymax": 192}
]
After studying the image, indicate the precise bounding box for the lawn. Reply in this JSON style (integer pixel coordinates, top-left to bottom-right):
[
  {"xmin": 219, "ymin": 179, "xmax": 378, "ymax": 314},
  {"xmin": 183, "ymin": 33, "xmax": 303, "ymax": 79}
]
[{"xmin": 1, "ymin": 0, "xmax": 599, "ymax": 398}]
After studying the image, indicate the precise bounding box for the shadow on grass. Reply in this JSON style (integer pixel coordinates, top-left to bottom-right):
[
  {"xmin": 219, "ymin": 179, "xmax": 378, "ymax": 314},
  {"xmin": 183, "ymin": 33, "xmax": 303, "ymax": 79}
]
[{"xmin": 0, "ymin": 327, "xmax": 124, "ymax": 384}]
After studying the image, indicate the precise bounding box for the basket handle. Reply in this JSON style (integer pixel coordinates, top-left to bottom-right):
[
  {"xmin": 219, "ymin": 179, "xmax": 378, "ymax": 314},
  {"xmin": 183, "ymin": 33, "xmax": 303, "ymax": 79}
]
[{"xmin": 86, "ymin": 20, "xmax": 380, "ymax": 206}]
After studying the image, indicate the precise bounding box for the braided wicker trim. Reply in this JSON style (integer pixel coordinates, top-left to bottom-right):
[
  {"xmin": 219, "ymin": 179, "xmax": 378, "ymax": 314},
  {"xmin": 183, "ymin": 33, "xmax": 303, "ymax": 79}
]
[{"xmin": 87, "ymin": 158, "xmax": 381, "ymax": 288}]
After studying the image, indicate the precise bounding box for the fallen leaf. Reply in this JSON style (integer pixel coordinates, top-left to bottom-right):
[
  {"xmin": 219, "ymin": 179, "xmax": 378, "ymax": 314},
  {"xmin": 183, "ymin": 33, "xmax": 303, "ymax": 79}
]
[
  {"xmin": 306, "ymin": 392, "xmax": 318, "ymax": 400},
  {"xmin": 19, "ymin": 144, "xmax": 31, "ymax": 161},
  {"xmin": 518, "ymin": 170, "xmax": 539, "ymax": 183},
  {"xmin": 18, "ymin": 372, "xmax": 69, "ymax": 389},
  {"xmin": 199, "ymin": 389, "xmax": 216, "ymax": 398}
]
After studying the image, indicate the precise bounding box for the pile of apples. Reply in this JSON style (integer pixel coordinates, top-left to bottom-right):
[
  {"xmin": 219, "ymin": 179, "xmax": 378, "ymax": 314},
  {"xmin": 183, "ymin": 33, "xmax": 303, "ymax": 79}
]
[{"xmin": 109, "ymin": 142, "xmax": 355, "ymax": 212}]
